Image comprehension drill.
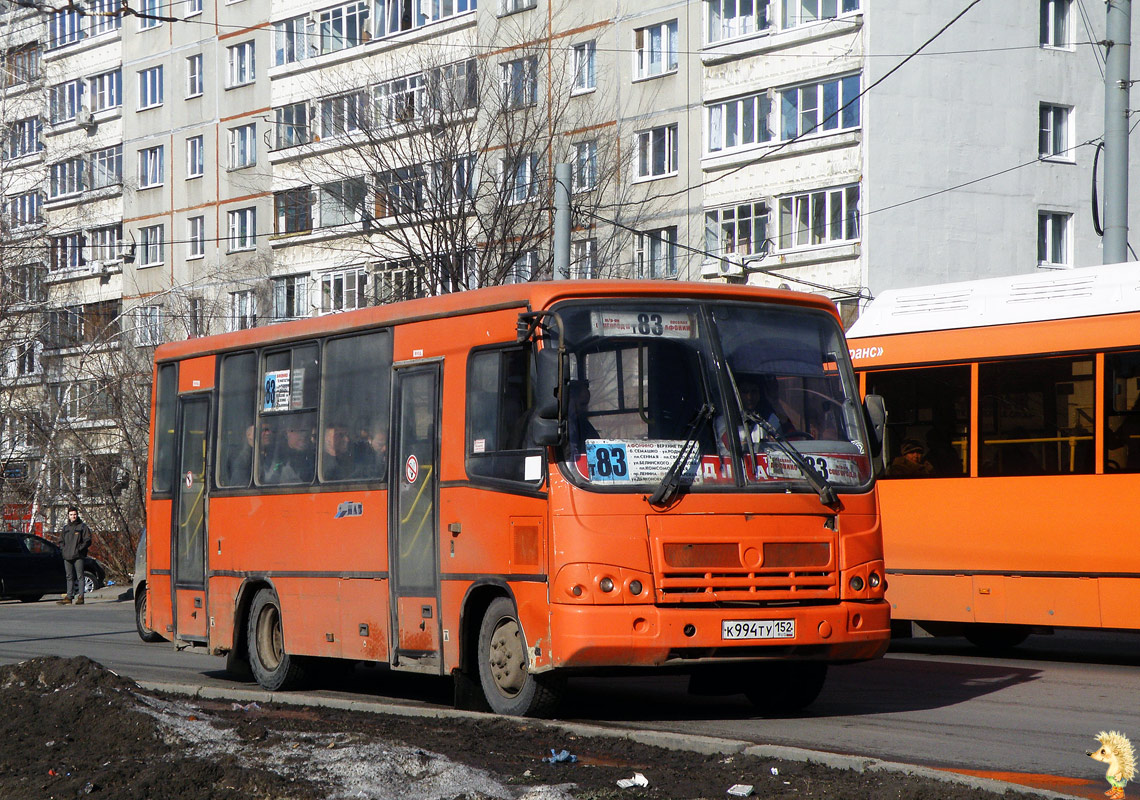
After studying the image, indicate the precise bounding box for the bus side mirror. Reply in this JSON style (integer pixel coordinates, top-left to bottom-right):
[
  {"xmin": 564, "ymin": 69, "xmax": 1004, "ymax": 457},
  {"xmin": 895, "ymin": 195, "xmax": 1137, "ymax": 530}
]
[
  {"xmin": 532, "ymin": 347, "xmax": 567, "ymax": 446},
  {"xmin": 864, "ymin": 394, "xmax": 886, "ymax": 456}
]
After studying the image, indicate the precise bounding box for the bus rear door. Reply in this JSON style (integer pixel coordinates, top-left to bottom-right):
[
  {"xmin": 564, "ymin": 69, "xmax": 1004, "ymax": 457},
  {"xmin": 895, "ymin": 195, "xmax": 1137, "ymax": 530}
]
[
  {"xmin": 172, "ymin": 395, "xmax": 209, "ymax": 643},
  {"xmin": 389, "ymin": 362, "xmax": 442, "ymax": 672}
]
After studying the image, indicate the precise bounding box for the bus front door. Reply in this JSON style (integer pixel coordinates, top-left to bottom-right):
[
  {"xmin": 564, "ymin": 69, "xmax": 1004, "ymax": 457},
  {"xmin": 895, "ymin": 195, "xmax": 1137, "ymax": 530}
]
[
  {"xmin": 389, "ymin": 363, "xmax": 442, "ymax": 673},
  {"xmin": 171, "ymin": 395, "xmax": 209, "ymax": 643}
]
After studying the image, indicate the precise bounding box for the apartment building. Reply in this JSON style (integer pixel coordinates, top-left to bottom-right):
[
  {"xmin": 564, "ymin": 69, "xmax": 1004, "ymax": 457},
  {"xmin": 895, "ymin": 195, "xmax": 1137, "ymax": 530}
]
[{"xmin": 1, "ymin": 0, "xmax": 1139, "ymax": 539}]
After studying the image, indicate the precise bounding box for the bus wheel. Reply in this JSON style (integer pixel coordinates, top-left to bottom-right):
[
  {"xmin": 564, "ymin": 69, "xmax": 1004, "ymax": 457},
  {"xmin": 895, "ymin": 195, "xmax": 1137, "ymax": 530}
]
[
  {"xmin": 743, "ymin": 662, "xmax": 828, "ymax": 715},
  {"xmin": 247, "ymin": 589, "xmax": 306, "ymax": 691},
  {"xmin": 135, "ymin": 585, "xmax": 164, "ymax": 643},
  {"xmin": 477, "ymin": 597, "xmax": 562, "ymax": 717},
  {"xmin": 963, "ymin": 623, "xmax": 1030, "ymax": 653}
]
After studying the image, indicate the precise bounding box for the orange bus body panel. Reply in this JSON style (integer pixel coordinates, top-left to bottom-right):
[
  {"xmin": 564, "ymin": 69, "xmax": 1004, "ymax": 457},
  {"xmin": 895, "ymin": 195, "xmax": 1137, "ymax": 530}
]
[
  {"xmin": 178, "ymin": 356, "xmax": 215, "ymax": 393},
  {"xmin": 851, "ymin": 305, "xmax": 1140, "ymax": 633}
]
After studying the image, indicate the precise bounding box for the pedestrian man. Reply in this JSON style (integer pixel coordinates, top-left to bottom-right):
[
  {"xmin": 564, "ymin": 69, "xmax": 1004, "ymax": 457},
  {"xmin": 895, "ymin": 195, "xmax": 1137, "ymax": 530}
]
[{"xmin": 58, "ymin": 506, "xmax": 92, "ymax": 605}]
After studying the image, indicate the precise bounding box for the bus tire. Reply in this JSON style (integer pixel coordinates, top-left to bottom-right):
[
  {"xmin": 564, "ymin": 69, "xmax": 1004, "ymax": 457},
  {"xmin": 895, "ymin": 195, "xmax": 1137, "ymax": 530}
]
[
  {"xmin": 743, "ymin": 662, "xmax": 828, "ymax": 714},
  {"xmin": 135, "ymin": 585, "xmax": 164, "ymax": 643},
  {"xmin": 963, "ymin": 623, "xmax": 1030, "ymax": 653},
  {"xmin": 477, "ymin": 597, "xmax": 562, "ymax": 717},
  {"xmin": 247, "ymin": 588, "xmax": 306, "ymax": 691}
]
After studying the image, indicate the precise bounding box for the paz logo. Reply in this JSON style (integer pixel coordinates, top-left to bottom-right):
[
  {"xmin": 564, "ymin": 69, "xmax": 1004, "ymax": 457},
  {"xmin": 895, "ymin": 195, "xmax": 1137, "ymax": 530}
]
[{"xmin": 334, "ymin": 502, "xmax": 363, "ymax": 519}]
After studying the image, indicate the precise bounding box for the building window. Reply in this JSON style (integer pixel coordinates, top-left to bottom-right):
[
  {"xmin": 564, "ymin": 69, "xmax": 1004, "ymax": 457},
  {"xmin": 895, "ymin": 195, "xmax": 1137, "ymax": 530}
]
[
  {"xmin": 88, "ymin": 70, "xmax": 121, "ymax": 111},
  {"xmin": 635, "ymin": 227, "xmax": 678, "ymax": 279},
  {"xmin": 1038, "ymin": 211, "xmax": 1071, "ymax": 267},
  {"xmin": 139, "ymin": 145, "xmax": 164, "ymax": 188},
  {"xmin": 273, "ymin": 274, "xmax": 308, "ymax": 319},
  {"xmin": 50, "ymin": 80, "xmax": 84, "ymax": 124},
  {"xmin": 708, "ymin": 92, "xmax": 773, "ymax": 152},
  {"xmin": 138, "ymin": 66, "xmax": 163, "ymax": 109},
  {"xmin": 707, "ymin": 0, "xmax": 773, "ymax": 43},
  {"xmin": 6, "ymin": 192, "xmax": 41, "ymax": 227},
  {"xmin": 427, "ymin": 0, "xmax": 474, "ymax": 22},
  {"xmin": 139, "ymin": 224, "xmax": 165, "ymax": 266},
  {"xmin": 706, "ymin": 202, "xmax": 769, "ymax": 262},
  {"xmin": 275, "ymin": 103, "xmax": 309, "ymax": 149},
  {"xmin": 572, "ymin": 40, "xmax": 595, "ymax": 92},
  {"xmin": 135, "ymin": 306, "xmax": 162, "ymax": 346},
  {"xmin": 635, "ymin": 124, "xmax": 678, "ymax": 179},
  {"xmin": 50, "ymin": 233, "xmax": 84, "ymax": 271},
  {"xmin": 226, "ymin": 41, "xmax": 255, "ymax": 88},
  {"xmin": 274, "ymin": 16, "xmax": 309, "ymax": 65},
  {"xmin": 780, "ymin": 74, "xmax": 860, "ymax": 140},
  {"xmin": 275, "ymin": 187, "xmax": 313, "ymax": 233},
  {"xmin": 375, "ymin": 165, "xmax": 426, "ymax": 217},
  {"xmin": 139, "ymin": 0, "xmax": 164, "ymax": 28},
  {"xmin": 1039, "ymin": 103, "xmax": 1071, "ymax": 159},
  {"xmin": 3, "ymin": 44, "xmax": 41, "ymax": 88},
  {"xmin": 186, "ymin": 54, "xmax": 203, "ymax": 97},
  {"xmin": 377, "ymin": 259, "xmax": 422, "ymax": 302},
  {"xmin": 321, "ymin": 91, "xmax": 366, "ymax": 137},
  {"xmin": 501, "ymin": 153, "xmax": 538, "ymax": 203},
  {"xmin": 90, "ymin": 224, "xmax": 121, "ymax": 261},
  {"xmin": 48, "ymin": 9, "xmax": 84, "ymax": 49},
  {"xmin": 186, "ymin": 135, "xmax": 203, "ymax": 178},
  {"xmin": 571, "ymin": 239, "xmax": 597, "ymax": 279},
  {"xmin": 777, "ymin": 184, "xmax": 860, "ymax": 250},
  {"xmin": 501, "ymin": 0, "xmax": 534, "ymax": 12},
  {"xmin": 188, "ymin": 216, "xmax": 205, "ymax": 258},
  {"xmin": 1041, "ymin": 0, "xmax": 1071, "ymax": 47},
  {"xmin": 375, "ymin": 74, "xmax": 424, "ymax": 128},
  {"xmin": 319, "ymin": 1, "xmax": 368, "ymax": 54},
  {"xmin": 320, "ymin": 267, "xmax": 369, "ymax": 313},
  {"xmin": 228, "ymin": 124, "xmax": 256, "ymax": 168},
  {"xmin": 230, "ymin": 289, "xmax": 256, "ymax": 330},
  {"xmin": 14, "ymin": 341, "xmax": 42, "ymax": 375},
  {"xmin": 5, "ymin": 118, "xmax": 43, "ymax": 159},
  {"xmin": 374, "ymin": 0, "xmax": 415, "ymax": 38},
  {"xmin": 501, "ymin": 57, "xmax": 538, "ymax": 109},
  {"xmin": 634, "ymin": 20, "xmax": 678, "ymax": 79},
  {"xmin": 429, "ymin": 58, "xmax": 478, "ymax": 114},
  {"xmin": 571, "ymin": 141, "xmax": 597, "ymax": 191},
  {"xmin": 504, "ymin": 251, "xmax": 536, "ymax": 284},
  {"xmin": 186, "ymin": 0, "xmax": 202, "ymax": 15},
  {"xmin": 227, "ymin": 208, "xmax": 256, "ymax": 251},
  {"xmin": 90, "ymin": 145, "xmax": 123, "ymax": 188},
  {"xmin": 319, "ymin": 178, "xmax": 366, "ymax": 227},
  {"xmin": 781, "ymin": 0, "xmax": 859, "ymax": 30},
  {"xmin": 88, "ymin": 0, "xmax": 122, "ymax": 35},
  {"xmin": 49, "ymin": 158, "xmax": 85, "ymax": 198}
]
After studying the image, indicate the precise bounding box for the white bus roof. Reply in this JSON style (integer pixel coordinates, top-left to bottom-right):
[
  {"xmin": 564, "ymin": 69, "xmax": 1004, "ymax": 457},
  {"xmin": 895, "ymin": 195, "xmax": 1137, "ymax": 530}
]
[{"xmin": 847, "ymin": 262, "xmax": 1140, "ymax": 338}]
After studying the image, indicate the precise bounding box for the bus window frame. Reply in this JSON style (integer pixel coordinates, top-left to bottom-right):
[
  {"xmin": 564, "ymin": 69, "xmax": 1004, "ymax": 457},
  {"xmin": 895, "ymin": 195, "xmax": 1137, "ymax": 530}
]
[
  {"xmin": 151, "ymin": 361, "xmax": 179, "ymax": 499},
  {"xmin": 318, "ymin": 328, "xmax": 393, "ymax": 486},
  {"xmin": 256, "ymin": 341, "xmax": 320, "ymax": 488}
]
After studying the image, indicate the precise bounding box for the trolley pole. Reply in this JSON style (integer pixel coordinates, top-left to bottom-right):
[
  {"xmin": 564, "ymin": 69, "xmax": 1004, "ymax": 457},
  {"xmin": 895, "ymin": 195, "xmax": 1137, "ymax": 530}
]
[
  {"xmin": 553, "ymin": 163, "xmax": 571, "ymax": 280},
  {"xmin": 1104, "ymin": 0, "xmax": 1132, "ymax": 264}
]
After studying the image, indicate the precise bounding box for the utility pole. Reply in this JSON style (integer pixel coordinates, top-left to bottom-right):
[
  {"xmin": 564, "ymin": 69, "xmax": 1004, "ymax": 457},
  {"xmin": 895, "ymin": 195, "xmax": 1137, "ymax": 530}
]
[
  {"xmin": 553, "ymin": 163, "xmax": 571, "ymax": 280},
  {"xmin": 1104, "ymin": 0, "xmax": 1132, "ymax": 264}
]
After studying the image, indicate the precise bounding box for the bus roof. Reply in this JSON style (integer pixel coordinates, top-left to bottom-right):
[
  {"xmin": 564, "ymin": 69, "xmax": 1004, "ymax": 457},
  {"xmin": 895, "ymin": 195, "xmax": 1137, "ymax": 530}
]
[
  {"xmin": 154, "ymin": 280, "xmax": 837, "ymax": 363},
  {"xmin": 847, "ymin": 262, "xmax": 1140, "ymax": 339}
]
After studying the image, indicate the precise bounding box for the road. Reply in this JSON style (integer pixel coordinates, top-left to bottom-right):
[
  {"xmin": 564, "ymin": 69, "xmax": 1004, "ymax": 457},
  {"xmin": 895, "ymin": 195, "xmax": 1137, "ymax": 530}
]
[{"xmin": 1, "ymin": 593, "xmax": 1134, "ymax": 798}]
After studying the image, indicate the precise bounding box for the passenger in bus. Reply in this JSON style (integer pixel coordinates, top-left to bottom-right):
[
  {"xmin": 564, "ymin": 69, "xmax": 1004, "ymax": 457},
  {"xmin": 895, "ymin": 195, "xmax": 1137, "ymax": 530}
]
[
  {"xmin": 354, "ymin": 424, "xmax": 388, "ymax": 481},
  {"xmin": 1107, "ymin": 396, "xmax": 1140, "ymax": 471},
  {"xmin": 567, "ymin": 380, "xmax": 600, "ymax": 452},
  {"xmin": 267, "ymin": 421, "xmax": 315, "ymax": 484},
  {"xmin": 321, "ymin": 422, "xmax": 354, "ymax": 481},
  {"xmin": 222, "ymin": 424, "xmax": 255, "ymax": 485},
  {"xmin": 256, "ymin": 421, "xmax": 280, "ymax": 484},
  {"xmin": 719, "ymin": 375, "xmax": 797, "ymax": 452},
  {"xmin": 887, "ymin": 438, "xmax": 934, "ymax": 478}
]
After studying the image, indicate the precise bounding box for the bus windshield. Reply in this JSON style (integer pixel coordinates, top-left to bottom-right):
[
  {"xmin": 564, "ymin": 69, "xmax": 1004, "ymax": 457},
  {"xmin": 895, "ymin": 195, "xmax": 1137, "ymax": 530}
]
[{"xmin": 555, "ymin": 300, "xmax": 872, "ymax": 493}]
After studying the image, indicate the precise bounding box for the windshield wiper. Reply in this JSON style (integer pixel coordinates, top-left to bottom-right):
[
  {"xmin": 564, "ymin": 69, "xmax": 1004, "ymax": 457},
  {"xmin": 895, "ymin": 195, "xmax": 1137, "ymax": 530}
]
[
  {"xmin": 647, "ymin": 402, "xmax": 715, "ymax": 507},
  {"xmin": 744, "ymin": 410, "xmax": 839, "ymax": 509}
]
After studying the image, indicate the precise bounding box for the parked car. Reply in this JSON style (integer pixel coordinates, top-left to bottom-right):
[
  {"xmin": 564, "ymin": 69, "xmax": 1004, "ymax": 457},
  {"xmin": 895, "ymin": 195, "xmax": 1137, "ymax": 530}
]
[
  {"xmin": 0, "ymin": 531, "xmax": 106, "ymax": 602},
  {"xmin": 133, "ymin": 529, "xmax": 163, "ymax": 641}
]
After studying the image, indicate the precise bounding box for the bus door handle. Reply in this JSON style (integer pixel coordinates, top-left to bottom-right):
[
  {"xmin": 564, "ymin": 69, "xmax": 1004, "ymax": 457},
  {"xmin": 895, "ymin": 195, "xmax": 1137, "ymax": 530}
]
[{"xmin": 420, "ymin": 604, "xmax": 432, "ymax": 630}]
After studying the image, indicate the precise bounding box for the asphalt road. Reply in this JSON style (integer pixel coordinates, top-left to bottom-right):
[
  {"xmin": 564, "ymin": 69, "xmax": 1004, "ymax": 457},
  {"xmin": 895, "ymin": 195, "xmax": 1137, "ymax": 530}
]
[{"xmin": 1, "ymin": 591, "xmax": 1135, "ymax": 798}]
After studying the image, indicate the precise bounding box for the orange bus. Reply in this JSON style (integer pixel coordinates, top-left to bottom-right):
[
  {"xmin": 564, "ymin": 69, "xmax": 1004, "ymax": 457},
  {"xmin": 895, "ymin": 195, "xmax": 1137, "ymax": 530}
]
[
  {"xmin": 848, "ymin": 263, "xmax": 1140, "ymax": 649},
  {"xmin": 143, "ymin": 280, "xmax": 889, "ymax": 715}
]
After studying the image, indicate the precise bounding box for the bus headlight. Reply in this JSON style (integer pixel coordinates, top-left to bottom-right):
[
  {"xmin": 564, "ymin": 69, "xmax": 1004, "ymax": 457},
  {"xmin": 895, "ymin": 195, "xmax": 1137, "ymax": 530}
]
[
  {"xmin": 868, "ymin": 572, "xmax": 881, "ymax": 589},
  {"xmin": 849, "ymin": 575, "xmax": 865, "ymax": 592},
  {"xmin": 552, "ymin": 564, "xmax": 654, "ymax": 604},
  {"xmin": 599, "ymin": 577, "xmax": 614, "ymax": 593}
]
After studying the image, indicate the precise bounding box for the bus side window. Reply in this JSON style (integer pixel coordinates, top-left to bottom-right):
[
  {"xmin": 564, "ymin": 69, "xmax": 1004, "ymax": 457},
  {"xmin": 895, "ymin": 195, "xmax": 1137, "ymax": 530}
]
[
  {"xmin": 1104, "ymin": 350, "xmax": 1140, "ymax": 473},
  {"xmin": 259, "ymin": 344, "xmax": 319, "ymax": 486},
  {"xmin": 151, "ymin": 363, "xmax": 178, "ymax": 495},
  {"xmin": 321, "ymin": 330, "xmax": 392, "ymax": 483},
  {"xmin": 866, "ymin": 366, "xmax": 970, "ymax": 479},
  {"xmin": 216, "ymin": 352, "xmax": 257, "ymax": 489},
  {"xmin": 466, "ymin": 346, "xmax": 541, "ymax": 484}
]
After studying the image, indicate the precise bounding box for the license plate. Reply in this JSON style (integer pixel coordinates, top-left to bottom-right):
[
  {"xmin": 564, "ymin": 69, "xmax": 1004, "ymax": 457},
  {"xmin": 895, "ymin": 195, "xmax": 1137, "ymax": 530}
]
[{"xmin": 721, "ymin": 619, "xmax": 795, "ymax": 640}]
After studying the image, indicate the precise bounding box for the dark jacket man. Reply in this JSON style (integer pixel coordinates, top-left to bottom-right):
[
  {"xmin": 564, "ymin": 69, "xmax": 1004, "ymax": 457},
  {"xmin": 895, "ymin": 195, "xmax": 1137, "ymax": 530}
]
[{"xmin": 58, "ymin": 507, "xmax": 92, "ymax": 604}]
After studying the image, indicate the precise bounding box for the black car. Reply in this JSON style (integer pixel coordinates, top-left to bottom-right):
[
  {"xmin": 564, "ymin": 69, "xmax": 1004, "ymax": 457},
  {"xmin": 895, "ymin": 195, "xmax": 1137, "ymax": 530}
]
[{"xmin": 0, "ymin": 531, "xmax": 106, "ymax": 602}]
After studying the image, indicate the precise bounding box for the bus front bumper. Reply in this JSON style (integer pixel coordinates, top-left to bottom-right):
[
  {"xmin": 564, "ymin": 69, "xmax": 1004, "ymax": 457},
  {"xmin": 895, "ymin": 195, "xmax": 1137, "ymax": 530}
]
[{"xmin": 547, "ymin": 600, "xmax": 889, "ymax": 669}]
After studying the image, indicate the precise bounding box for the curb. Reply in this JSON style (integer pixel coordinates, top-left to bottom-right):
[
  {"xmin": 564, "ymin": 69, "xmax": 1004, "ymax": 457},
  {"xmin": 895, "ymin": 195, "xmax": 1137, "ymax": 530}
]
[{"xmin": 137, "ymin": 680, "xmax": 1080, "ymax": 799}]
